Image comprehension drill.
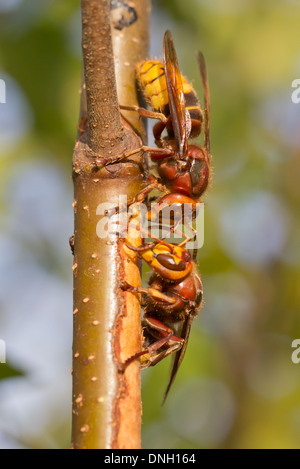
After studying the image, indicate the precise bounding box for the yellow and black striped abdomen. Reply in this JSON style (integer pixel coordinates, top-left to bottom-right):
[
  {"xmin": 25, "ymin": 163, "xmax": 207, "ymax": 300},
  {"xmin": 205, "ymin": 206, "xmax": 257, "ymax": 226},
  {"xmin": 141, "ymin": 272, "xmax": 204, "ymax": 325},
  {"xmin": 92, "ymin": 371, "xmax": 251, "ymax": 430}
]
[
  {"xmin": 136, "ymin": 60, "xmax": 203, "ymax": 136},
  {"xmin": 136, "ymin": 60, "xmax": 169, "ymax": 113},
  {"xmin": 184, "ymin": 86, "xmax": 203, "ymax": 138}
]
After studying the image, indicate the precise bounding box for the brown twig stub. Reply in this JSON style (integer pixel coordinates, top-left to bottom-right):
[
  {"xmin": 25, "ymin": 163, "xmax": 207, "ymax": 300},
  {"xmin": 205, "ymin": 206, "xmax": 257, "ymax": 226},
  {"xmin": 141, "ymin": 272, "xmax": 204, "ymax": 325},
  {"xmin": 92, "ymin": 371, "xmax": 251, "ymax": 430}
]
[{"xmin": 81, "ymin": 0, "xmax": 124, "ymax": 152}]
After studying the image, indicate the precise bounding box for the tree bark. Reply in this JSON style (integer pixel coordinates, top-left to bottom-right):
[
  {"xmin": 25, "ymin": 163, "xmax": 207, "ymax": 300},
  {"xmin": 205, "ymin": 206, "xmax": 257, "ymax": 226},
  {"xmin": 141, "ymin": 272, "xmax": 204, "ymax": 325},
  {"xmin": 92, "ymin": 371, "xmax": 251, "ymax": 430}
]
[{"xmin": 71, "ymin": 0, "xmax": 150, "ymax": 449}]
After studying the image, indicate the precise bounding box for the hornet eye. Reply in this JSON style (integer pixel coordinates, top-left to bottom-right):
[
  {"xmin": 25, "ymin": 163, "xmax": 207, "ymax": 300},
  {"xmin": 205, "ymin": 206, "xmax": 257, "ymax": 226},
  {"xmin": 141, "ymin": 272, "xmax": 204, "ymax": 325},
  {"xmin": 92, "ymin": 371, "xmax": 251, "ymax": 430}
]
[{"xmin": 156, "ymin": 253, "xmax": 186, "ymax": 271}]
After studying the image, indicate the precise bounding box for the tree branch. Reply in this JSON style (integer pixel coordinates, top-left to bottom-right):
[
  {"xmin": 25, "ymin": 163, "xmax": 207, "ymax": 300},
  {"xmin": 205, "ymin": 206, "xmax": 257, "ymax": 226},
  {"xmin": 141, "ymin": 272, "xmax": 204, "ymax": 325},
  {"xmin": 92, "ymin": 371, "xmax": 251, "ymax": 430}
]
[{"xmin": 72, "ymin": 0, "xmax": 150, "ymax": 449}]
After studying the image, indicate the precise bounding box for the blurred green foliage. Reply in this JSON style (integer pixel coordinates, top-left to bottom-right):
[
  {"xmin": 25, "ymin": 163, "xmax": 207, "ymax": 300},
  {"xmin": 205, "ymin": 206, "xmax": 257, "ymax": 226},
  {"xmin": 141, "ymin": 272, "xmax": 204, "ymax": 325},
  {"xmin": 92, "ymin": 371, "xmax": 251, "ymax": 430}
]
[
  {"xmin": 0, "ymin": 0, "xmax": 300, "ymax": 449},
  {"xmin": 0, "ymin": 362, "xmax": 23, "ymax": 380}
]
